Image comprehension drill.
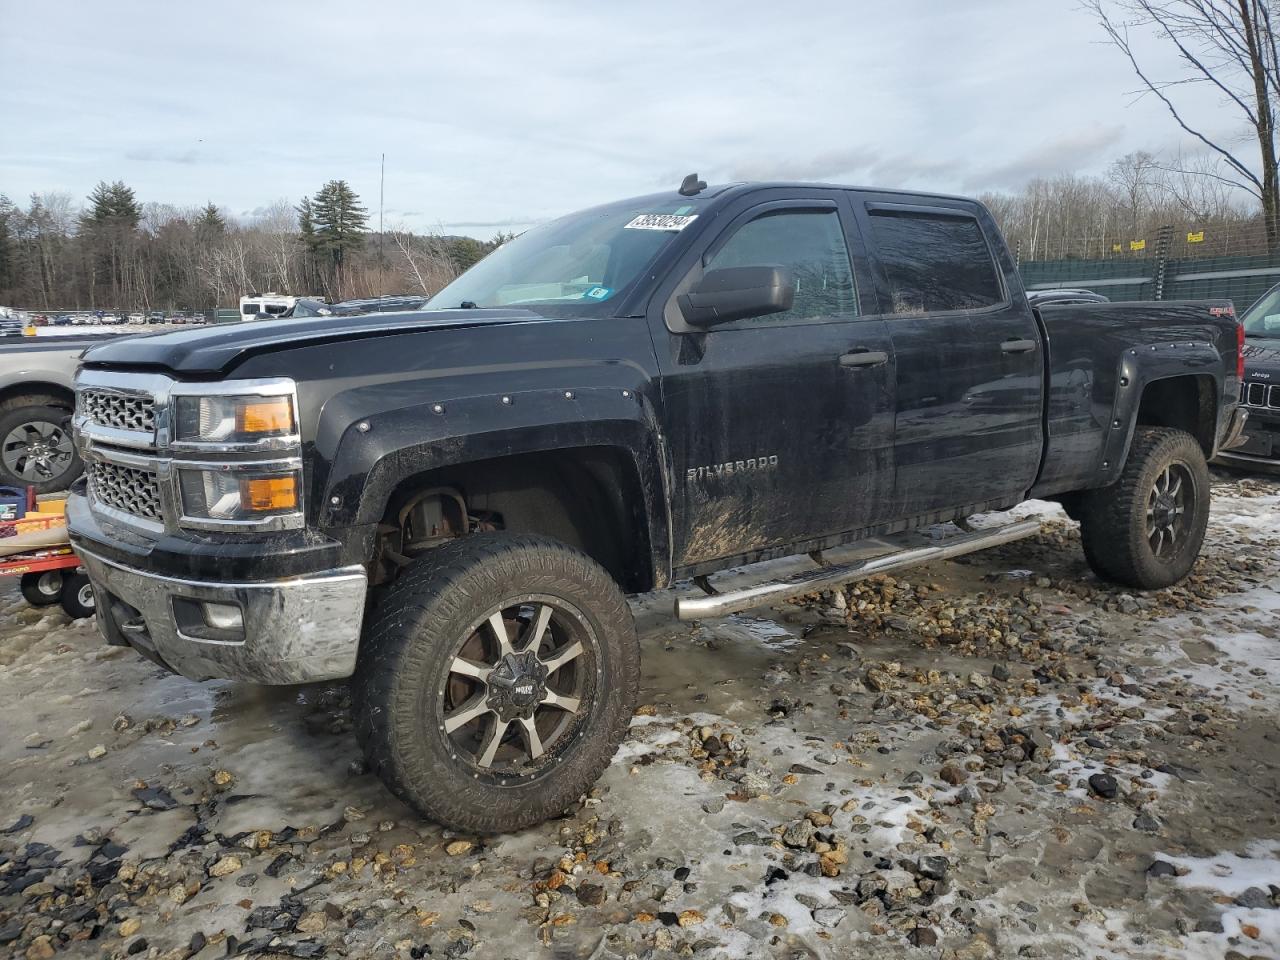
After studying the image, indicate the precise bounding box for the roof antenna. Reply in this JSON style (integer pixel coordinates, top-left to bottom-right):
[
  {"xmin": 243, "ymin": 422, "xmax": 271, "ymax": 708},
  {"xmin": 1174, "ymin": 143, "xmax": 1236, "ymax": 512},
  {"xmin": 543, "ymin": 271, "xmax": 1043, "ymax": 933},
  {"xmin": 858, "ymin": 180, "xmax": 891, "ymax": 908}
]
[{"xmin": 679, "ymin": 173, "xmax": 707, "ymax": 197}]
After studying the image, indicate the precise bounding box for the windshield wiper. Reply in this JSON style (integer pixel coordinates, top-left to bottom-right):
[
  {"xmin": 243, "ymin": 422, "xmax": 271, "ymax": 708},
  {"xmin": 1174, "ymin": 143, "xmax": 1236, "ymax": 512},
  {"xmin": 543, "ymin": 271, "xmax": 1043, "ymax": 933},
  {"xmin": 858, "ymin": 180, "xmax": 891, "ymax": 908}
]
[{"xmin": 459, "ymin": 301, "xmax": 478, "ymax": 309}]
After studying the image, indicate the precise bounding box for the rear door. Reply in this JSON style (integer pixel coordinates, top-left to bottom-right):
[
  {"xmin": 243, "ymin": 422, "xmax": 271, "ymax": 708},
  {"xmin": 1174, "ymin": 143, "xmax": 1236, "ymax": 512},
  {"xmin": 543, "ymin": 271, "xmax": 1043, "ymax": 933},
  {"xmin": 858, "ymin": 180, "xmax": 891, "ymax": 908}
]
[
  {"xmin": 651, "ymin": 192, "xmax": 896, "ymax": 570},
  {"xmin": 857, "ymin": 198, "xmax": 1043, "ymax": 517}
]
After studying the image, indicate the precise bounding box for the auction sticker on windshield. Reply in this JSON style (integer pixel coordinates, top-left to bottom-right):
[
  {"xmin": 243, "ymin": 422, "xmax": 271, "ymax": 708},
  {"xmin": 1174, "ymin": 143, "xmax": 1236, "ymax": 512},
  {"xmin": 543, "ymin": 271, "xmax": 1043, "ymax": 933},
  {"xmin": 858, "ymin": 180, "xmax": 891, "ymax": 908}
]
[{"xmin": 624, "ymin": 214, "xmax": 698, "ymax": 231}]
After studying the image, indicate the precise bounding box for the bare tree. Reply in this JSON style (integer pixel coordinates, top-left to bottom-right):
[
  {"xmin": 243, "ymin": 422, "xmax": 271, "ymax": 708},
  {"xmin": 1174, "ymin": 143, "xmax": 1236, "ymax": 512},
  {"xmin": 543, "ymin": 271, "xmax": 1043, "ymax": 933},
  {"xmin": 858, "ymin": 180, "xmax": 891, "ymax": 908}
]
[
  {"xmin": 1108, "ymin": 151, "xmax": 1160, "ymax": 230},
  {"xmin": 390, "ymin": 228, "xmax": 461, "ymax": 295},
  {"xmin": 1087, "ymin": 0, "xmax": 1280, "ymax": 248},
  {"xmin": 248, "ymin": 200, "xmax": 299, "ymax": 294},
  {"xmin": 1156, "ymin": 148, "xmax": 1254, "ymax": 218}
]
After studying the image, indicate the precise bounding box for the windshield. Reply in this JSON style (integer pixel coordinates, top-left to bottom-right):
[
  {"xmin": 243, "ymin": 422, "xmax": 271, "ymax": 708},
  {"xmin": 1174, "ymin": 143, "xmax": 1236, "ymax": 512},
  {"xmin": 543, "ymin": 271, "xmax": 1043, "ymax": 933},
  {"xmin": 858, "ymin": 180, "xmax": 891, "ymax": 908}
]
[
  {"xmin": 426, "ymin": 200, "xmax": 701, "ymax": 314},
  {"xmin": 1243, "ymin": 284, "xmax": 1280, "ymax": 338}
]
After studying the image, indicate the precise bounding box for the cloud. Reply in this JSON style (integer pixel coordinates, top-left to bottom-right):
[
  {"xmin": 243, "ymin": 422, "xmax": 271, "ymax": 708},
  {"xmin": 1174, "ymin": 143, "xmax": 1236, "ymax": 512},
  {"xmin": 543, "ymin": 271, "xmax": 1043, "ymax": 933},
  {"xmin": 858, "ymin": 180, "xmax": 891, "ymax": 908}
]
[
  {"xmin": 0, "ymin": 0, "xmax": 1241, "ymax": 237},
  {"xmin": 963, "ymin": 125, "xmax": 1128, "ymax": 192},
  {"xmin": 123, "ymin": 148, "xmax": 207, "ymax": 166}
]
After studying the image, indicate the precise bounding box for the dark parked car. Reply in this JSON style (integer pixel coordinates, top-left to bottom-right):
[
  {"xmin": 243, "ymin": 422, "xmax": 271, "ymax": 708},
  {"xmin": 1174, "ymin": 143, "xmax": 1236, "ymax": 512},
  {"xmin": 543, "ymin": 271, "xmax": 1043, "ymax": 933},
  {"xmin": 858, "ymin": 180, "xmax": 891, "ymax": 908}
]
[
  {"xmin": 1215, "ymin": 282, "xmax": 1280, "ymax": 474},
  {"xmin": 69, "ymin": 179, "xmax": 1246, "ymax": 833}
]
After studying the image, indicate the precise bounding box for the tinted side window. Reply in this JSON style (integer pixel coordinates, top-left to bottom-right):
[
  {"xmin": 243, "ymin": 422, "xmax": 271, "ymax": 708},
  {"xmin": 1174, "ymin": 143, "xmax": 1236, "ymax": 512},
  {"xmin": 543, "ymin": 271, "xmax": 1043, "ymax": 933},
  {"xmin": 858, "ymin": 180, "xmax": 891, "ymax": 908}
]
[
  {"xmin": 867, "ymin": 211, "xmax": 1003, "ymax": 314},
  {"xmin": 707, "ymin": 210, "xmax": 857, "ymax": 323}
]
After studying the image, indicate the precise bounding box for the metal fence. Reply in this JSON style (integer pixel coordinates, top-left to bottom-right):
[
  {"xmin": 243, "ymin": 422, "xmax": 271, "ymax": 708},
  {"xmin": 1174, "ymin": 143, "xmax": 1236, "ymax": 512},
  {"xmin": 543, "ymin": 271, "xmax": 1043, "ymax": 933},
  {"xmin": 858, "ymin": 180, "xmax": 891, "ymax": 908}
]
[{"xmin": 1017, "ymin": 220, "xmax": 1278, "ymax": 313}]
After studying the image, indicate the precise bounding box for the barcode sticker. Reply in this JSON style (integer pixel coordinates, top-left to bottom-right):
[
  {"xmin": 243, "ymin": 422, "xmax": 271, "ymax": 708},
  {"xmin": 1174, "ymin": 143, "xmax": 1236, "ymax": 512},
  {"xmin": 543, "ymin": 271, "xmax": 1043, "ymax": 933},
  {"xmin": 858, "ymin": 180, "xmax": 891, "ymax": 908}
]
[{"xmin": 624, "ymin": 214, "xmax": 698, "ymax": 231}]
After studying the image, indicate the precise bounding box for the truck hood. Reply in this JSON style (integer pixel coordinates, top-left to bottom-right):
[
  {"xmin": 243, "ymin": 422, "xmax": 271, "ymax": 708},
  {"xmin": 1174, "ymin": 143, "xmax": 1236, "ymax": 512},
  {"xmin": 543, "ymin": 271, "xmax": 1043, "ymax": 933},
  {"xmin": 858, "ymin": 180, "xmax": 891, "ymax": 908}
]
[{"xmin": 79, "ymin": 308, "xmax": 550, "ymax": 376}]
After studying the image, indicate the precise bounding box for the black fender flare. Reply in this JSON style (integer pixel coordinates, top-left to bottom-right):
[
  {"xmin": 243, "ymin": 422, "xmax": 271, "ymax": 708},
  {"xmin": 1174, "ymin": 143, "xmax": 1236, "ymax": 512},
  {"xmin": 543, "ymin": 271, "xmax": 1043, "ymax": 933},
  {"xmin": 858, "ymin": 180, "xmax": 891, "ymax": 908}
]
[
  {"xmin": 316, "ymin": 384, "xmax": 671, "ymax": 587},
  {"xmin": 1097, "ymin": 342, "xmax": 1226, "ymax": 486}
]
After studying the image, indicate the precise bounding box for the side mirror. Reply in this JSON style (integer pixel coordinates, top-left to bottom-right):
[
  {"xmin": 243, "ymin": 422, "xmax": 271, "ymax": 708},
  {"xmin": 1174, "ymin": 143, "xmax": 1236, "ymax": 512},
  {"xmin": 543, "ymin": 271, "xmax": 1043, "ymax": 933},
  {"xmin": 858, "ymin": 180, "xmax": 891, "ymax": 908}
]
[{"xmin": 678, "ymin": 265, "xmax": 794, "ymax": 327}]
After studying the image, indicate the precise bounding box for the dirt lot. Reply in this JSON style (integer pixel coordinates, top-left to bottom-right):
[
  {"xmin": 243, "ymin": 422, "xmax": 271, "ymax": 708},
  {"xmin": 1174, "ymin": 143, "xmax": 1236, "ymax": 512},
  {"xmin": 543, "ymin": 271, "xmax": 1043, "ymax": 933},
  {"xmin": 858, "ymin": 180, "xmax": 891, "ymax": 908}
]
[{"xmin": 2, "ymin": 474, "xmax": 1278, "ymax": 960}]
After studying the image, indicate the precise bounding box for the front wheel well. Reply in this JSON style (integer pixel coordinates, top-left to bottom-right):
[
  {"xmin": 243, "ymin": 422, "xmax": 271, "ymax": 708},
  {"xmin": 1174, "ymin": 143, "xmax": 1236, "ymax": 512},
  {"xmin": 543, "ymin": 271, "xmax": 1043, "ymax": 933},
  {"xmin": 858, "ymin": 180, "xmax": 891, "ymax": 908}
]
[
  {"xmin": 0, "ymin": 382, "xmax": 75, "ymax": 413},
  {"xmin": 372, "ymin": 447, "xmax": 656, "ymax": 594},
  {"xmin": 1133, "ymin": 375, "xmax": 1217, "ymax": 456}
]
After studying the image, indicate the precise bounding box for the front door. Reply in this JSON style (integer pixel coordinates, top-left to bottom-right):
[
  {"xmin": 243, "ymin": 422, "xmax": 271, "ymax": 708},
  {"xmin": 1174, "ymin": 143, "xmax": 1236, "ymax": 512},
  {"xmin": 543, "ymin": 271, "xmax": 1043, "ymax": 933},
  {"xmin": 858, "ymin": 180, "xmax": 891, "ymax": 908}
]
[
  {"xmin": 858, "ymin": 199, "xmax": 1044, "ymax": 517},
  {"xmin": 652, "ymin": 195, "xmax": 896, "ymax": 571}
]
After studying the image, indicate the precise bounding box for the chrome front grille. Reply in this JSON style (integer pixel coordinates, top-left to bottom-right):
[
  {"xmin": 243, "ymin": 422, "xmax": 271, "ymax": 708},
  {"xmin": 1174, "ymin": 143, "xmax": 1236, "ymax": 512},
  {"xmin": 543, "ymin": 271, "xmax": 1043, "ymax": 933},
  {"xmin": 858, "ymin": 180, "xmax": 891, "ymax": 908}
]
[
  {"xmin": 79, "ymin": 389, "xmax": 156, "ymax": 434},
  {"xmin": 1240, "ymin": 381, "xmax": 1280, "ymax": 409},
  {"xmin": 74, "ymin": 369, "xmax": 304, "ymax": 533},
  {"xmin": 88, "ymin": 460, "xmax": 163, "ymax": 523}
]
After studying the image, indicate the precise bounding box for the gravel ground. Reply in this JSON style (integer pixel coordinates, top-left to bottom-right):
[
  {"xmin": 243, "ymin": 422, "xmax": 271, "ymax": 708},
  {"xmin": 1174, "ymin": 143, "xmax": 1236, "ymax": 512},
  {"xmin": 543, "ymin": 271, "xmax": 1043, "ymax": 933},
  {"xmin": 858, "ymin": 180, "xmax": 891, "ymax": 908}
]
[{"xmin": 2, "ymin": 473, "xmax": 1278, "ymax": 960}]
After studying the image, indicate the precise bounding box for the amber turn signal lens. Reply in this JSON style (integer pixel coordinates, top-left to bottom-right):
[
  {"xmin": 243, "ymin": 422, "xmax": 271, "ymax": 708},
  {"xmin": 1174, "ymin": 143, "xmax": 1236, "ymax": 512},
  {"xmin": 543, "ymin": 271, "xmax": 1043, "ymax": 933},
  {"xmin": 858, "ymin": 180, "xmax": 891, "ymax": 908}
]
[
  {"xmin": 236, "ymin": 397, "xmax": 294, "ymax": 435},
  {"xmin": 240, "ymin": 475, "xmax": 298, "ymax": 512}
]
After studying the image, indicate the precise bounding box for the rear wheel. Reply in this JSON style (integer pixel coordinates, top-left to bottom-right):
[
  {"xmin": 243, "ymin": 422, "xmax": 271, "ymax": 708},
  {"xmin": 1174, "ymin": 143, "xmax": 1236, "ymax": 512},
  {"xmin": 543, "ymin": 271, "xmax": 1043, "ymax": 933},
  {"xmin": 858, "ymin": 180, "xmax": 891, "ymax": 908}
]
[
  {"xmin": 20, "ymin": 570, "xmax": 63, "ymax": 607},
  {"xmin": 1079, "ymin": 427, "xmax": 1210, "ymax": 589},
  {"xmin": 353, "ymin": 533, "xmax": 639, "ymax": 833},
  {"xmin": 60, "ymin": 572, "xmax": 95, "ymax": 619}
]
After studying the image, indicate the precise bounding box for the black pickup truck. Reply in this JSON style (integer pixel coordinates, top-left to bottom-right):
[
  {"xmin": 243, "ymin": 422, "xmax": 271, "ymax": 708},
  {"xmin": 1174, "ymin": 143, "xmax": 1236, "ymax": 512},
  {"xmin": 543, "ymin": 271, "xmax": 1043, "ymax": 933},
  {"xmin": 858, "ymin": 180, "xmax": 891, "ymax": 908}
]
[{"xmin": 67, "ymin": 180, "xmax": 1246, "ymax": 832}]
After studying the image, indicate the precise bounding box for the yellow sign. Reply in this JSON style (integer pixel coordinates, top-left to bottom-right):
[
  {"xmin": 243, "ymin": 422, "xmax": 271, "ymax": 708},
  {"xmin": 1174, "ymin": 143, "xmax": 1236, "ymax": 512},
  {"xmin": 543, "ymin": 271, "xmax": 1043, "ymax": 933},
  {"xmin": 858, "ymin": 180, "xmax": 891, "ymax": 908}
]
[
  {"xmin": 1111, "ymin": 243, "xmax": 1123, "ymax": 253},
  {"xmin": 1187, "ymin": 230, "xmax": 1204, "ymax": 243},
  {"xmin": 1130, "ymin": 239, "xmax": 1146, "ymax": 252}
]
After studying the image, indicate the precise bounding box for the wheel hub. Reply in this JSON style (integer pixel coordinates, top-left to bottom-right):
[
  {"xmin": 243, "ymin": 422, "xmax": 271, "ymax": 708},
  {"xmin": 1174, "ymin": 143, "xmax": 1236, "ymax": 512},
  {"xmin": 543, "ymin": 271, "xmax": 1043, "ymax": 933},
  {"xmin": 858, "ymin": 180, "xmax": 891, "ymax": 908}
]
[
  {"xmin": 1151, "ymin": 492, "xmax": 1177, "ymax": 528},
  {"xmin": 485, "ymin": 650, "xmax": 549, "ymax": 721},
  {"xmin": 1146, "ymin": 462, "xmax": 1192, "ymax": 559},
  {"xmin": 4, "ymin": 421, "xmax": 73, "ymax": 481}
]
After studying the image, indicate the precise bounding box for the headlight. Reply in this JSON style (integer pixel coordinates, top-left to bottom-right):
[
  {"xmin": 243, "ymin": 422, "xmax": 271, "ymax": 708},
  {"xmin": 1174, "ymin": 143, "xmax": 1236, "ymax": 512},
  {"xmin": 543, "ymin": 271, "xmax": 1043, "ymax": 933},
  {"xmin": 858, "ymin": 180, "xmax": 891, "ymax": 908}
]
[
  {"xmin": 173, "ymin": 393, "xmax": 297, "ymax": 446},
  {"xmin": 178, "ymin": 466, "xmax": 302, "ymax": 524}
]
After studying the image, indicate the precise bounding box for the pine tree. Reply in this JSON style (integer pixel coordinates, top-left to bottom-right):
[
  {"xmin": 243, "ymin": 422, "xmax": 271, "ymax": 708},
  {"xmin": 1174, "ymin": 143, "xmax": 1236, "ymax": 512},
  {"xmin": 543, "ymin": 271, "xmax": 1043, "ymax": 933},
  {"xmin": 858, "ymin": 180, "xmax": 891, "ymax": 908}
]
[
  {"xmin": 82, "ymin": 180, "xmax": 141, "ymax": 229},
  {"xmin": 296, "ymin": 196, "xmax": 317, "ymax": 250},
  {"xmin": 310, "ymin": 180, "xmax": 368, "ymax": 297},
  {"xmin": 296, "ymin": 196, "xmax": 319, "ymax": 292},
  {"xmin": 194, "ymin": 202, "xmax": 226, "ymax": 238},
  {"xmin": 80, "ymin": 181, "xmax": 142, "ymax": 308},
  {"xmin": 0, "ymin": 195, "xmax": 17, "ymax": 294}
]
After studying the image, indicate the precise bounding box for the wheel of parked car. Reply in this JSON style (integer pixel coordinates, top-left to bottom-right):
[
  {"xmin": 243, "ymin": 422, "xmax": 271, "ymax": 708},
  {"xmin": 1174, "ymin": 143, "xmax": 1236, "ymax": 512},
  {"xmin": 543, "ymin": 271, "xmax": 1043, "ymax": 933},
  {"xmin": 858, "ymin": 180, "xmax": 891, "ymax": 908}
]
[
  {"xmin": 1078, "ymin": 427, "xmax": 1211, "ymax": 589},
  {"xmin": 352, "ymin": 533, "xmax": 640, "ymax": 833},
  {"xmin": 60, "ymin": 572, "xmax": 96, "ymax": 619},
  {"xmin": 0, "ymin": 402, "xmax": 82, "ymax": 493},
  {"xmin": 20, "ymin": 570, "xmax": 64, "ymax": 607}
]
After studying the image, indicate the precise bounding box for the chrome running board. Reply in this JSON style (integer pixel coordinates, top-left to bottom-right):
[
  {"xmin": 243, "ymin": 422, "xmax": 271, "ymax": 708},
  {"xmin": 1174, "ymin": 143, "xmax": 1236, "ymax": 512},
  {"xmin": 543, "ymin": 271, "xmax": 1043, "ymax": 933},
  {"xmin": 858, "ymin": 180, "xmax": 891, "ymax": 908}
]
[{"xmin": 674, "ymin": 519, "xmax": 1041, "ymax": 621}]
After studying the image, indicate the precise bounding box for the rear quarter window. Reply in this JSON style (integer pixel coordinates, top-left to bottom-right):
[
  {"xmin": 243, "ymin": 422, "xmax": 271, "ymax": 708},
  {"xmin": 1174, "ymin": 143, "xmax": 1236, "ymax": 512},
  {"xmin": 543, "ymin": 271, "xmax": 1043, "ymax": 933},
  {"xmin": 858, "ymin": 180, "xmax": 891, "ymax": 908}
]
[{"xmin": 868, "ymin": 210, "xmax": 1004, "ymax": 314}]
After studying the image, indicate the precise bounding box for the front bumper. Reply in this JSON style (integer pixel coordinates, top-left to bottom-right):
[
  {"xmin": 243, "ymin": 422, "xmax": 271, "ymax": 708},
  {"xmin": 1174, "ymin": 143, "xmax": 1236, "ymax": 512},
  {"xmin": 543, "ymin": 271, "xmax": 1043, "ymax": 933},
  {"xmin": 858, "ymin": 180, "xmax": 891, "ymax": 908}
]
[
  {"xmin": 1218, "ymin": 404, "xmax": 1250, "ymax": 452},
  {"xmin": 76, "ymin": 545, "xmax": 367, "ymax": 684},
  {"xmin": 1214, "ymin": 449, "xmax": 1280, "ymax": 474},
  {"xmin": 1214, "ymin": 408, "xmax": 1280, "ymax": 475}
]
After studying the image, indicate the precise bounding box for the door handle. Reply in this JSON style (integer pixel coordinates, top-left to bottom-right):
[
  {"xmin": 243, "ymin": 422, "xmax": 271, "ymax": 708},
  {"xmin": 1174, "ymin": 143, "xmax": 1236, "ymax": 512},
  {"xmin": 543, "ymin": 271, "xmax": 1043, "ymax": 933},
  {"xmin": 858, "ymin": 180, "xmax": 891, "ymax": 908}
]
[
  {"xmin": 839, "ymin": 349, "xmax": 888, "ymax": 368},
  {"xmin": 1000, "ymin": 338, "xmax": 1037, "ymax": 354}
]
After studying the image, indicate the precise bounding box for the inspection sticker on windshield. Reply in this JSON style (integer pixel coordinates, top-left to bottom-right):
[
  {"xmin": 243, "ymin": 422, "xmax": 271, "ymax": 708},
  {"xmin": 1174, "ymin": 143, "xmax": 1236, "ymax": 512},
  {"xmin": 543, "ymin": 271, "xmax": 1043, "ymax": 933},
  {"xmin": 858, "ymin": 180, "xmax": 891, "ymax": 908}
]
[{"xmin": 624, "ymin": 213, "xmax": 698, "ymax": 231}]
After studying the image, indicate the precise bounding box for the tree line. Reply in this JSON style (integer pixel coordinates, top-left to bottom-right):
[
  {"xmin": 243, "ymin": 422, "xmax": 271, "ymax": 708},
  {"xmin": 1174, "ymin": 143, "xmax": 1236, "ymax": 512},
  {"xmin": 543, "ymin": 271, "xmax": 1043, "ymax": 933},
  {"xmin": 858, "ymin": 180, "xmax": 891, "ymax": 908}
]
[
  {"xmin": 0, "ymin": 151, "xmax": 1271, "ymax": 312},
  {"xmin": 0, "ymin": 179, "xmax": 506, "ymax": 312},
  {"xmin": 980, "ymin": 150, "xmax": 1265, "ymax": 262}
]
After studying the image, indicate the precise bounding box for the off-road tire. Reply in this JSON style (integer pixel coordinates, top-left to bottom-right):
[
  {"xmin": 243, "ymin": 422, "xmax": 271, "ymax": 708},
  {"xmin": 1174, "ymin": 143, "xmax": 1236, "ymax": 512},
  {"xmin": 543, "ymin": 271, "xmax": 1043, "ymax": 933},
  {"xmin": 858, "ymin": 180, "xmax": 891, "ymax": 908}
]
[
  {"xmin": 352, "ymin": 533, "xmax": 640, "ymax": 833},
  {"xmin": 0, "ymin": 403, "xmax": 82, "ymax": 493},
  {"xmin": 20, "ymin": 570, "xmax": 63, "ymax": 606},
  {"xmin": 59, "ymin": 572, "xmax": 95, "ymax": 619},
  {"xmin": 1079, "ymin": 427, "xmax": 1210, "ymax": 589}
]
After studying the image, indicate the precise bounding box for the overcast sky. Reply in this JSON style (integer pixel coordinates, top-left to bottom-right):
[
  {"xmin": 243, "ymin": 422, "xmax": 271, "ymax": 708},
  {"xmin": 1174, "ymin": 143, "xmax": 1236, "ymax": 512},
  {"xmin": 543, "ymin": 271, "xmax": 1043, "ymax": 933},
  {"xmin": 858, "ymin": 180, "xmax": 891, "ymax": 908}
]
[{"xmin": 1, "ymin": 0, "xmax": 1239, "ymax": 238}]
